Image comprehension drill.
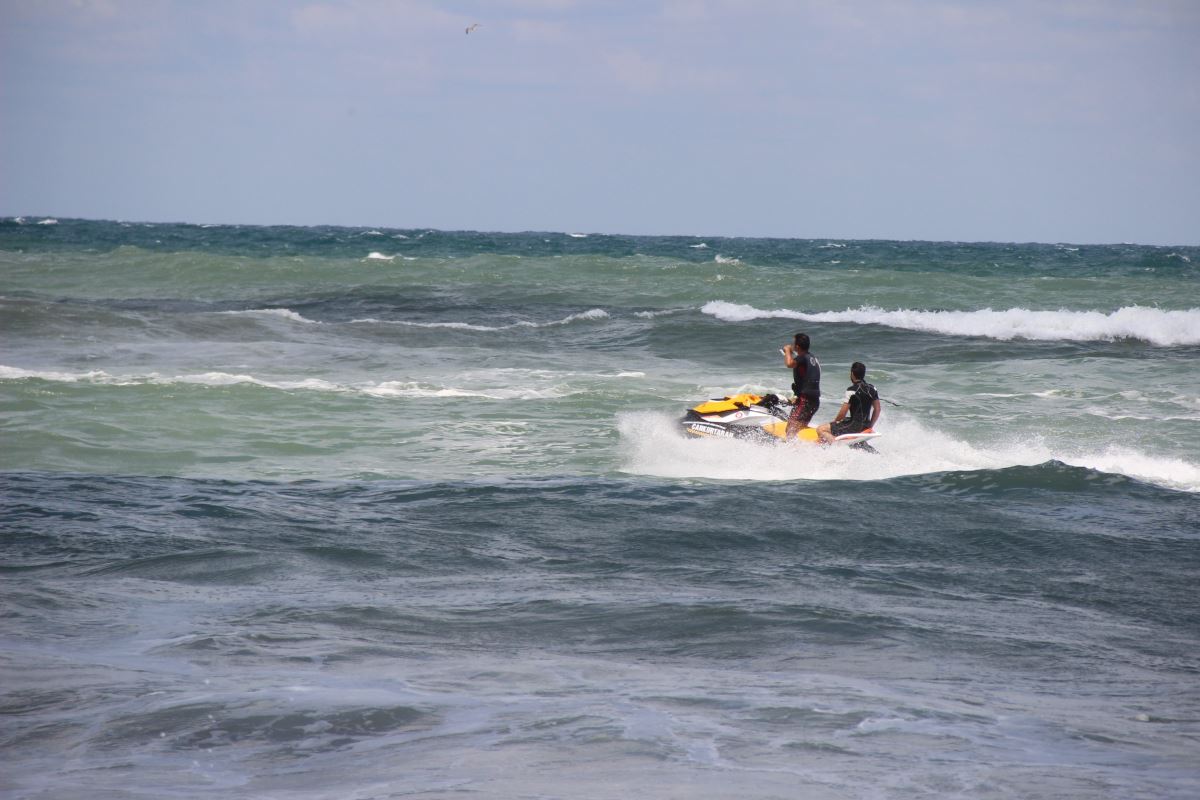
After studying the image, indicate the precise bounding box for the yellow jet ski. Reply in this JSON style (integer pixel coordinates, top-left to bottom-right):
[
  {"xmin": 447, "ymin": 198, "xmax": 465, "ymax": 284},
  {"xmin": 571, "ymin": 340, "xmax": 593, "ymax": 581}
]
[{"xmin": 679, "ymin": 392, "xmax": 881, "ymax": 449}]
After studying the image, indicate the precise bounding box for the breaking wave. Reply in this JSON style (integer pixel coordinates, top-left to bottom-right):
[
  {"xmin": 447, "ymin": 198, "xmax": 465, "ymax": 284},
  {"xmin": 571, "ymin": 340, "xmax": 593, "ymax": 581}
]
[
  {"xmin": 701, "ymin": 302, "xmax": 1200, "ymax": 346},
  {"xmin": 349, "ymin": 309, "xmax": 610, "ymax": 330},
  {"xmin": 218, "ymin": 308, "xmax": 321, "ymax": 324}
]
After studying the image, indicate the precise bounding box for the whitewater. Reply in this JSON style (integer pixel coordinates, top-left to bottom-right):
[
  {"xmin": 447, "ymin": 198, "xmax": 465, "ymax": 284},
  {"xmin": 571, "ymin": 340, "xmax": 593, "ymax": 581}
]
[
  {"xmin": 2, "ymin": 218, "xmax": 1198, "ymax": 799},
  {"xmin": 701, "ymin": 301, "xmax": 1200, "ymax": 347}
]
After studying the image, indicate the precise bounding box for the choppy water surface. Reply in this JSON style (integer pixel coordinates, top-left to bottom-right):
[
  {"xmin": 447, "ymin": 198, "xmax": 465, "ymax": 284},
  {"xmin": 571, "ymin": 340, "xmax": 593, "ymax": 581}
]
[{"xmin": 2, "ymin": 218, "xmax": 1198, "ymax": 798}]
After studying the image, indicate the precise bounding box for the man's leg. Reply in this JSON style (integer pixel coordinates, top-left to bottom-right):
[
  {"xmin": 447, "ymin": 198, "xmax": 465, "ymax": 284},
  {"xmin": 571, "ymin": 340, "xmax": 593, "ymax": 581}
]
[
  {"xmin": 816, "ymin": 422, "xmax": 835, "ymax": 444},
  {"xmin": 785, "ymin": 396, "xmax": 809, "ymax": 438}
]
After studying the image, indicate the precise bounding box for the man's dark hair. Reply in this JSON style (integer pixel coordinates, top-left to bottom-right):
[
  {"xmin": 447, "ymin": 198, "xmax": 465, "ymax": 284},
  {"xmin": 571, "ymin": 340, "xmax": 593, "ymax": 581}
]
[
  {"xmin": 793, "ymin": 332, "xmax": 810, "ymax": 351},
  {"xmin": 851, "ymin": 361, "xmax": 866, "ymax": 381}
]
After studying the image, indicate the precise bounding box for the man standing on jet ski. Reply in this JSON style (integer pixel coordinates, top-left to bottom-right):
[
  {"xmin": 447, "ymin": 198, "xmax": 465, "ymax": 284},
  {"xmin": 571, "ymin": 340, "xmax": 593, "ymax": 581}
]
[{"xmin": 782, "ymin": 332, "xmax": 821, "ymax": 438}]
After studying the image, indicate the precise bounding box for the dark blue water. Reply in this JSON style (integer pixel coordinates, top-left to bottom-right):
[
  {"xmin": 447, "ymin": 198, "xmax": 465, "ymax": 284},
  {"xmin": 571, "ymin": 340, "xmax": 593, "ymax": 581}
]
[{"xmin": 3, "ymin": 467, "xmax": 1198, "ymax": 798}]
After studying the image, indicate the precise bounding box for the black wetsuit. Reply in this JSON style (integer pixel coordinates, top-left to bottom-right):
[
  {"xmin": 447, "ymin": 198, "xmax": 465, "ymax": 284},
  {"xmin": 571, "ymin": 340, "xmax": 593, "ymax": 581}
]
[
  {"xmin": 788, "ymin": 352, "xmax": 821, "ymax": 426},
  {"xmin": 791, "ymin": 352, "xmax": 821, "ymax": 399},
  {"xmin": 830, "ymin": 380, "xmax": 878, "ymax": 435}
]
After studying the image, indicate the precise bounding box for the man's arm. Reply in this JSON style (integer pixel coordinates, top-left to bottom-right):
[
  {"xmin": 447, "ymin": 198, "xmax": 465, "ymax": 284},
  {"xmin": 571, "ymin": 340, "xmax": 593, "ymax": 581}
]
[
  {"xmin": 868, "ymin": 398, "xmax": 882, "ymax": 428},
  {"xmin": 833, "ymin": 401, "xmax": 850, "ymax": 423}
]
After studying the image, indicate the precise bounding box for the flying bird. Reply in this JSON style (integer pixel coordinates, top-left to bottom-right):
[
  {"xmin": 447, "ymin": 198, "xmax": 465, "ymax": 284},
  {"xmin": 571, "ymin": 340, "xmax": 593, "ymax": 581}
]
[{"xmin": 465, "ymin": 23, "xmax": 480, "ymax": 34}]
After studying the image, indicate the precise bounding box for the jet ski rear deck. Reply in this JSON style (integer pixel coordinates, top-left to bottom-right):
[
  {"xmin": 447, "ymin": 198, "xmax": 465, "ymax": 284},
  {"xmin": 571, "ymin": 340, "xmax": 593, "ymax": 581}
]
[{"xmin": 680, "ymin": 392, "xmax": 881, "ymax": 449}]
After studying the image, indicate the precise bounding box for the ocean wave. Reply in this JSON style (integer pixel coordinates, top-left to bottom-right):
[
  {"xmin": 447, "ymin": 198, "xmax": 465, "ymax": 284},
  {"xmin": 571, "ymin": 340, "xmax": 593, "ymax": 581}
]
[
  {"xmin": 349, "ymin": 309, "xmax": 610, "ymax": 331},
  {"xmin": 0, "ymin": 366, "xmax": 578, "ymax": 401},
  {"xmin": 700, "ymin": 302, "xmax": 1200, "ymax": 346},
  {"xmin": 217, "ymin": 308, "xmax": 321, "ymax": 324},
  {"xmin": 349, "ymin": 319, "xmax": 499, "ymax": 331},
  {"xmin": 364, "ymin": 252, "xmax": 415, "ymax": 261},
  {"xmin": 1060, "ymin": 447, "xmax": 1200, "ymax": 493},
  {"xmin": 362, "ymin": 381, "xmax": 571, "ymax": 400},
  {"xmin": 634, "ymin": 309, "xmax": 685, "ymax": 319},
  {"xmin": 619, "ymin": 412, "xmax": 1013, "ymax": 484},
  {"xmin": 0, "ymin": 365, "xmax": 337, "ymax": 391},
  {"xmin": 0, "ymin": 365, "xmax": 111, "ymax": 383},
  {"xmin": 618, "ymin": 411, "xmax": 1200, "ymax": 493}
]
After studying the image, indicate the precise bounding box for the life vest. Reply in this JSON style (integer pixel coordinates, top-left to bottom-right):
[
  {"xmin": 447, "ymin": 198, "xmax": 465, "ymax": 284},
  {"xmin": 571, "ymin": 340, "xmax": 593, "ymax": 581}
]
[{"xmin": 792, "ymin": 353, "xmax": 821, "ymax": 397}]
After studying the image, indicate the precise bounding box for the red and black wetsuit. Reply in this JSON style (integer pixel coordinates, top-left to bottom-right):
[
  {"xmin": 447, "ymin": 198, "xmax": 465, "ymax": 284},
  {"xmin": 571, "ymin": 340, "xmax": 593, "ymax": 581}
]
[{"xmin": 788, "ymin": 352, "xmax": 821, "ymax": 427}]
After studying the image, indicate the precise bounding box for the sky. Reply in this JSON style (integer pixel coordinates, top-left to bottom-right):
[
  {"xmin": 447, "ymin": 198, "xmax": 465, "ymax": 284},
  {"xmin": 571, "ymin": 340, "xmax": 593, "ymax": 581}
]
[{"xmin": 1, "ymin": 0, "xmax": 1197, "ymax": 244}]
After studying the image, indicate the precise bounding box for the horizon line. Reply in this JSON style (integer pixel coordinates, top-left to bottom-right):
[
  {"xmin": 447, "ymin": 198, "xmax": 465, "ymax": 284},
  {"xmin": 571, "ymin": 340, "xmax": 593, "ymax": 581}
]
[{"xmin": 3, "ymin": 214, "xmax": 1197, "ymax": 250}]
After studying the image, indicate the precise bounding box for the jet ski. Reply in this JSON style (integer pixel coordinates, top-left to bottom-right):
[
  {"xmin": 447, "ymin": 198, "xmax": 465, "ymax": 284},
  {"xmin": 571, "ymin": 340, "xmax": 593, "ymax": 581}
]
[{"xmin": 679, "ymin": 392, "xmax": 881, "ymax": 449}]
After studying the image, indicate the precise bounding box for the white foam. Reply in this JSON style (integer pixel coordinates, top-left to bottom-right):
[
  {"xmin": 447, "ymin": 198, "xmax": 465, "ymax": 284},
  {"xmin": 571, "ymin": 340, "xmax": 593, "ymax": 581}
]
[
  {"xmin": 0, "ymin": 365, "xmax": 109, "ymax": 383},
  {"xmin": 713, "ymin": 254, "xmax": 741, "ymax": 265},
  {"xmin": 37, "ymin": 218, "xmax": 59, "ymax": 225},
  {"xmin": 351, "ymin": 319, "xmax": 499, "ymax": 331},
  {"xmin": 350, "ymin": 309, "xmax": 609, "ymax": 331},
  {"xmin": 690, "ymin": 243, "xmax": 708, "ymax": 249},
  {"xmin": 700, "ymin": 302, "xmax": 1200, "ymax": 347},
  {"xmin": 0, "ymin": 365, "xmax": 582, "ymax": 401},
  {"xmin": 567, "ymin": 233, "xmax": 588, "ymax": 238},
  {"xmin": 619, "ymin": 412, "xmax": 998, "ymax": 483},
  {"xmin": 617, "ymin": 411, "xmax": 1200, "ymax": 493},
  {"xmin": 175, "ymin": 372, "xmax": 343, "ymax": 392},
  {"xmin": 0, "ymin": 366, "xmax": 340, "ymax": 392},
  {"xmin": 1077, "ymin": 389, "xmax": 1200, "ymax": 422},
  {"xmin": 365, "ymin": 252, "xmax": 395, "ymax": 261},
  {"xmin": 363, "ymin": 381, "xmax": 572, "ymax": 400},
  {"xmin": 1059, "ymin": 447, "xmax": 1200, "ymax": 494},
  {"xmin": 218, "ymin": 308, "xmax": 320, "ymax": 324},
  {"xmin": 557, "ymin": 308, "xmax": 609, "ymax": 324}
]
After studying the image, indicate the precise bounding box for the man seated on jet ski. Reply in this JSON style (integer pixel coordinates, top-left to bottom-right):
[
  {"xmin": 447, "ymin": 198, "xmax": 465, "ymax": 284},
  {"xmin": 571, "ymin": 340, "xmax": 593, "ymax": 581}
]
[{"xmin": 817, "ymin": 361, "xmax": 881, "ymax": 444}]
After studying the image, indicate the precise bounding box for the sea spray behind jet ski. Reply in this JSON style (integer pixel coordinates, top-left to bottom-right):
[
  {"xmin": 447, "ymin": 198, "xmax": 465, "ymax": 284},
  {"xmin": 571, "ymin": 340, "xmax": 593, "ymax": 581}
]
[{"xmin": 679, "ymin": 392, "xmax": 882, "ymax": 449}]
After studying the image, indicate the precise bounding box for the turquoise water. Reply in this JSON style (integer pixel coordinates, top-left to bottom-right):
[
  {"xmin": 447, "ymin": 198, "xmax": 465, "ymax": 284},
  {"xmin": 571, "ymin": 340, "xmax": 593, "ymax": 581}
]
[{"xmin": 2, "ymin": 218, "xmax": 1199, "ymax": 798}]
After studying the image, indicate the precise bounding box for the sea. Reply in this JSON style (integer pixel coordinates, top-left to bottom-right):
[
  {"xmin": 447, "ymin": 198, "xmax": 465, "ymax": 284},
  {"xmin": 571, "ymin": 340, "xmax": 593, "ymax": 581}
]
[{"xmin": 2, "ymin": 217, "xmax": 1198, "ymax": 799}]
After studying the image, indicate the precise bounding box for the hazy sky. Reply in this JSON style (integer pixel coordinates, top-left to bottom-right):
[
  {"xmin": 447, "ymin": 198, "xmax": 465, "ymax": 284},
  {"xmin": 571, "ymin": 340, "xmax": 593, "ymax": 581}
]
[{"xmin": 2, "ymin": 0, "xmax": 1197, "ymax": 244}]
